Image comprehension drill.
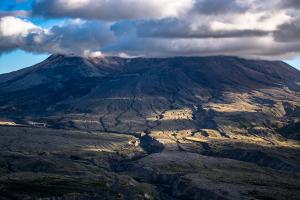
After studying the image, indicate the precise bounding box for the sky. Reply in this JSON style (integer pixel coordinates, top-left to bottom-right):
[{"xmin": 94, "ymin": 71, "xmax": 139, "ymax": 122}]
[{"xmin": 0, "ymin": 0, "xmax": 300, "ymax": 74}]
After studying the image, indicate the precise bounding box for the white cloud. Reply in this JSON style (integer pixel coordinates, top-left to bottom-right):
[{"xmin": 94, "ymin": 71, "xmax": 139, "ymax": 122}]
[
  {"xmin": 0, "ymin": 16, "xmax": 38, "ymax": 37},
  {"xmin": 0, "ymin": 16, "xmax": 41, "ymax": 53}
]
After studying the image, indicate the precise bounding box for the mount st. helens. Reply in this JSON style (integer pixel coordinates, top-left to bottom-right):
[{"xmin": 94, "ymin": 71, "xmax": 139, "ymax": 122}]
[
  {"xmin": 0, "ymin": 55, "xmax": 300, "ymax": 199},
  {"xmin": 0, "ymin": 54, "xmax": 299, "ymax": 141}
]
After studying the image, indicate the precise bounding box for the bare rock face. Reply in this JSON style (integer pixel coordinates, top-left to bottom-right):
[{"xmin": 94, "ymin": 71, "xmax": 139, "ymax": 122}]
[{"xmin": 0, "ymin": 55, "xmax": 300, "ymax": 199}]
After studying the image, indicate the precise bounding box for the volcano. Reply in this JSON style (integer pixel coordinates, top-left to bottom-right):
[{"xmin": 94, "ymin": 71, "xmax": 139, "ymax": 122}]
[{"xmin": 0, "ymin": 55, "xmax": 300, "ymax": 199}]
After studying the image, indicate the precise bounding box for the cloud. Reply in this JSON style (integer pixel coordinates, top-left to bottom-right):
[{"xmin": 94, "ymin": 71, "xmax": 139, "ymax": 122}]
[
  {"xmin": 0, "ymin": 1, "xmax": 300, "ymax": 60},
  {"xmin": 133, "ymin": 18, "xmax": 269, "ymax": 39},
  {"xmin": 193, "ymin": 0, "xmax": 250, "ymax": 15},
  {"xmin": 0, "ymin": 16, "xmax": 115, "ymax": 55},
  {"xmin": 102, "ymin": 31, "xmax": 300, "ymax": 59},
  {"xmin": 273, "ymin": 18, "xmax": 300, "ymax": 42},
  {"xmin": 33, "ymin": 0, "xmax": 194, "ymax": 20},
  {"xmin": 24, "ymin": 20, "xmax": 115, "ymax": 55},
  {"xmin": 280, "ymin": 0, "xmax": 300, "ymax": 8},
  {"xmin": 0, "ymin": 16, "xmax": 38, "ymax": 37},
  {"xmin": 104, "ymin": 9, "xmax": 300, "ymax": 59},
  {"xmin": 0, "ymin": 16, "xmax": 40, "ymax": 52}
]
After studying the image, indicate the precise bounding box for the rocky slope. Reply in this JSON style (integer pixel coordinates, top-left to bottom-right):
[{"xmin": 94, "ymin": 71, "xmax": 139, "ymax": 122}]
[{"xmin": 0, "ymin": 55, "xmax": 300, "ymax": 199}]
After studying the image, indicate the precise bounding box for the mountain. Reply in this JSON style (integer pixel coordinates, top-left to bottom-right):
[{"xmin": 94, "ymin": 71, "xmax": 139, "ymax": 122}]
[
  {"xmin": 0, "ymin": 55, "xmax": 300, "ymax": 199},
  {"xmin": 0, "ymin": 54, "xmax": 300, "ymax": 137}
]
